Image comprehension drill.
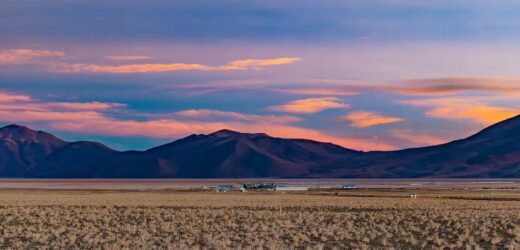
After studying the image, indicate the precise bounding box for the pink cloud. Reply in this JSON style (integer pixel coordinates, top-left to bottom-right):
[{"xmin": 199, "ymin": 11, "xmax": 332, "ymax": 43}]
[
  {"xmin": 0, "ymin": 91, "xmax": 124, "ymax": 121},
  {"xmin": 0, "ymin": 49, "xmax": 65, "ymax": 64},
  {"xmin": 0, "ymin": 92, "xmax": 32, "ymax": 102},
  {"xmin": 0, "ymin": 110, "xmax": 104, "ymax": 123},
  {"xmin": 268, "ymin": 97, "xmax": 349, "ymax": 114},
  {"xmin": 43, "ymin": 101, "xmax": 126, "ymax": 111},
  {"xmin": 57, "ymin": 57, "xmax": 302, "ymax": 73},
  {"xmin": 339, "ymin": 111, "xmax": 404, "ymax": 128},
  {"xmin": 0, "ymin": 98, "xmax": 124, "ymax": 112}
]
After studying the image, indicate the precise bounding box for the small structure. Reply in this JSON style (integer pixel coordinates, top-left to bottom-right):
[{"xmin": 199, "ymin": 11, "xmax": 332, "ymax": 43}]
[
  {"xmin": 342, "ymin": 184, "xmax": 357, "ymax": 189},
  {"xmin": 215, "ymin": 184, "xmax": 234, "ymax": 192},
  {"xmin": 275, "ymin": 186, "xmax": 309, "ymax": 192},
  {"xmin": 242, "ymin": 183, "xmax": 276, "ymax": 190},
  {"xmin": 410, "ymin": 193, "xmax": 417, "ymax": 198}
]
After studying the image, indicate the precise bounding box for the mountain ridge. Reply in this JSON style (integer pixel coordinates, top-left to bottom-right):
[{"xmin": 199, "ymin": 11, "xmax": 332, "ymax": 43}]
[{"xmin": 0, "ymin": 114, "xmax": 519, "ymax": 178}]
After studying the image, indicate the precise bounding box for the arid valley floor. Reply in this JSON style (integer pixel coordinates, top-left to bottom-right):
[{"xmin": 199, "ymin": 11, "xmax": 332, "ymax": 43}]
[{"xmin": 0, "ymin": 184, "xmax": 519, "ymax": 249}]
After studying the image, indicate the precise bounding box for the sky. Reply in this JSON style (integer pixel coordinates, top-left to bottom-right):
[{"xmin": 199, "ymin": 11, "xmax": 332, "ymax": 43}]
[{"xmin": 1, "ymin": 0, "xmax": 520, "ymax": 151}]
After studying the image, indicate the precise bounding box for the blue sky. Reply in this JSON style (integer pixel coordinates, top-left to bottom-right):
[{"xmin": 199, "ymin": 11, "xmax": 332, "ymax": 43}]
[{"xmin": 1, "ymin": 0, "xmax": 520, "ymax": 151}]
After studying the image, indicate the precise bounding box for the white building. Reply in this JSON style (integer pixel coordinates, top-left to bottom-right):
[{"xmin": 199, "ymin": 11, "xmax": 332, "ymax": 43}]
[
  {"xmin": 342, "ymin": 184, "xmax": 357, "ymax": 189},
  {"xmin": 275, "ymin": 186, "xmax": 309, "ymax": 191}
]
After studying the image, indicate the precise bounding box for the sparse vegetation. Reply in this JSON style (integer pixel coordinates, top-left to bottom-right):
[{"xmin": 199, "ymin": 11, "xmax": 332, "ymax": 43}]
[{"xmin": 0, "ymin": 189, "xmax": 519, "ymax": 249}]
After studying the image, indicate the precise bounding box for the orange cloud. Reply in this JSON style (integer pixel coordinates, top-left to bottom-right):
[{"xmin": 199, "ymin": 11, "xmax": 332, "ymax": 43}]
[
  {"xmin": 57, "ymin": 57, "xmax": 301, "ymax": 73},
  {"xmin": 268, "ymin": 97, "xmax": 349, "ymax": 114},
  {"xmin": 219, "ymin": 57, "xmax": 302, "ymax": 70},
  {"xmin": 450, "ymin": 106, "xmax": 517, "ymax": 125},
  {"xmin": 401, "ymin": 97, "xmax": 519, "ymax": 124},
  {"xmin": 59, "ymin": 63, "xmax": 212, "ymax": 73},
  {"xmin": 0, "ymin": 49, "xmax": 65, "ymax": 64},
  {"xmin": 340, "ymin": 111, "xmax": 403, "ymax": 128}
]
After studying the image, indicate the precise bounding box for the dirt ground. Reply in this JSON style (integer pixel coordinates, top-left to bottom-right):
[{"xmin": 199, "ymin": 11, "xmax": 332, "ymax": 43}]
[{"xmin": 0, "ymin": 189, "xmax": 519, "ymax": 249}]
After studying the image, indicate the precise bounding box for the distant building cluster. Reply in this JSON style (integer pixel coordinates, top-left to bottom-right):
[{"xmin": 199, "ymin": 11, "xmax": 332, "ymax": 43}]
[{"xmin": 212, "ymin": 182, "xmax": 358, "ymax": 192}]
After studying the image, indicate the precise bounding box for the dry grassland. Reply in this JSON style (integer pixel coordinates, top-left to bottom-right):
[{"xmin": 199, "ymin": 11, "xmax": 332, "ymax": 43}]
[{"xmin": 0, "ymin": 189, "xmax": 519, "ymax": 249}]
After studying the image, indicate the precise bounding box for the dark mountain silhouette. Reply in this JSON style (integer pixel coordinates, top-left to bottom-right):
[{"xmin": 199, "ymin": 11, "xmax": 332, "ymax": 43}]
[
  {"xmin": 0, "ymin": 114, "xmax": 519, "ymax": 178},
  {"xmin": 93, "ymin": 129, "xmax": 360, "ymax": 178},
  {"xmin": 0, "ymin": 125, "xmax": 67, "ymax": 176},
  {"xmin": 0, "ymin": 125, "xmax": 118, "ymax": 177},
  {"xmin": 312, "ymin": 114, "xmax": 520, "ymax": 178}
]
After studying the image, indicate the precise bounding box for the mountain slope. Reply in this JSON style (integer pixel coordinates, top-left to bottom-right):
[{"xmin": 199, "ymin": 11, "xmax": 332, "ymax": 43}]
[
  {"xmin": 0, "ymin": 124, "xmax": 118, "ymax": 177},
  {"xmin": 0, "ymin": 125, "xmax": 67, "ymax": 176},
  {"xmin": 33, "ymin": 141, "xmax": 119, "ymax": 178},
  {"xmin": 310, "ymin": 115, "xmax": 520, "ymax": 178}
]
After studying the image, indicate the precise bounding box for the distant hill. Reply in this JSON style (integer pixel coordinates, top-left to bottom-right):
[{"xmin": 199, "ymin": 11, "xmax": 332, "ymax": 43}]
[
  {"xmin": 0, "ymin": 115, "xmax": 519, "ymax": 178},
  {"xmin": 0, "ymin": 125, "xmax": 118, "ymax": 177}
]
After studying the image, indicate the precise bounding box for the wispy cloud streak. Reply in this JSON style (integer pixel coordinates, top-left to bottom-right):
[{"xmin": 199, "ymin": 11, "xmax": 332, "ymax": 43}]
[
  {"xmin": 104, "ymin": 55, "xmax": 153, "ymax": 61},
  {"xmin": 57, "ymin": 57, "xmax": 302, "ymax": 73},
  {"xmin": 339, "ymin": 111, "xmax": 403, "ymax": 128},
  {"xmin": 0, "ymin": 49, "xmax": 65, "ymax": 64},
  {"xmin": 268, "ymin": 97, "xmax": 349, "ymax": 114}
]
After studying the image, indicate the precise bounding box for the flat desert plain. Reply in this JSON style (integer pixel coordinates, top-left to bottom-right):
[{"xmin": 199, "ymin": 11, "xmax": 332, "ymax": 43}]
[{"xmin": 0, "ymin": 188, "xmax": 519, "ymax": 249}]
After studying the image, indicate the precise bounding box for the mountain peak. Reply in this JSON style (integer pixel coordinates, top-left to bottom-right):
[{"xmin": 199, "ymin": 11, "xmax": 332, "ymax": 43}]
[
  {"xmin": 1, "ymin": 124, "xmax": 32, "ymax": 130},
  {"xmin": 0, "ymin": 124, "xmax": 38, "ymax": 140},
  {"xmin": 210, "ymin": 129, "xmax": 241, "ymax": 137},
  {"xmin": 209, "ymin": 129, "xmax": 270, "ymax": 139},
  {"xmin": 0, "ymin": 124, "xmax": 66, "ymax": 145}
]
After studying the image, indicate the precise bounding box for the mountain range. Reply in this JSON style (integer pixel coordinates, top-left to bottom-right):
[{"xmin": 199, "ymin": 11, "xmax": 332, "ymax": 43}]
[{"xmin": 1, "ymin": 115, "xmax": 519, "ymax": 178}]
